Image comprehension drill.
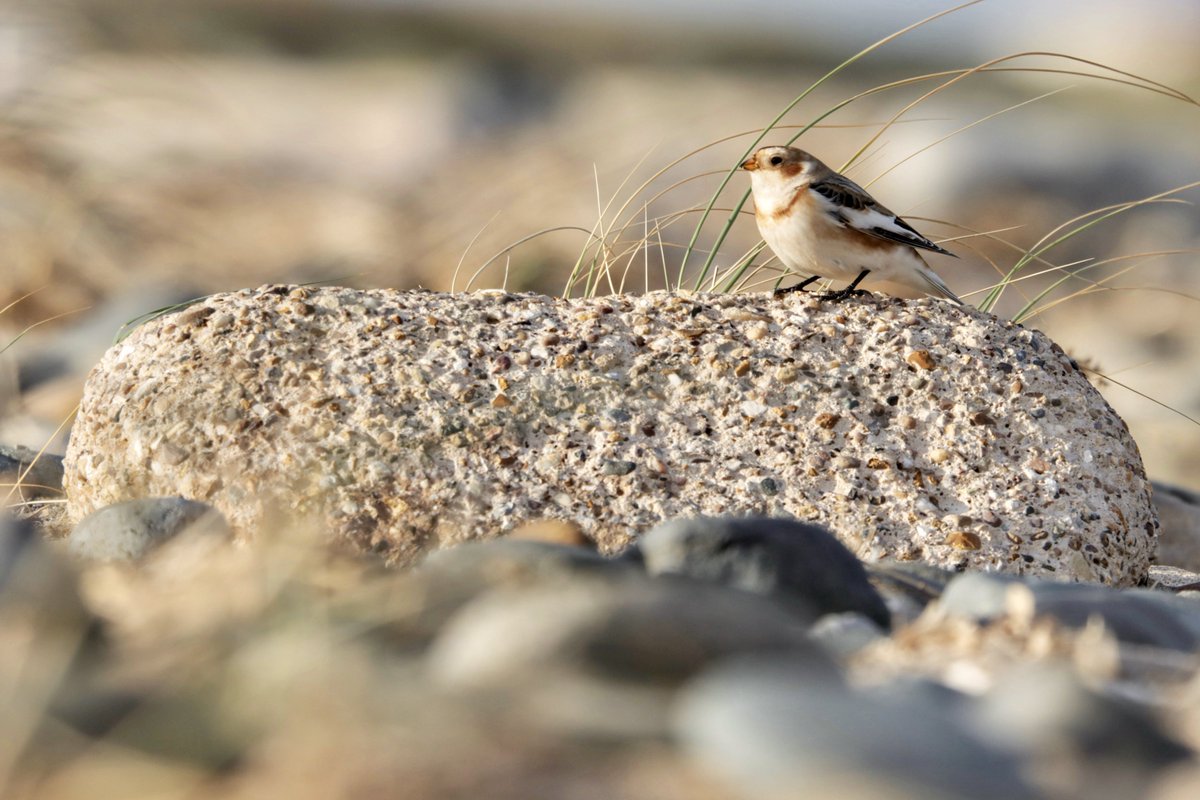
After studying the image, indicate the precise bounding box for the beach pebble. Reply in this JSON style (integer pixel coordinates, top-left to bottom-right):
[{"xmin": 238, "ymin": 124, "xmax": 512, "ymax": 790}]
[
  {"xmin": 970, "ymin": 665, "xmax": 1190, "ymax": 799},
  {"xmin": 808, "ymin": 612, "xmax": 886, "ymax": 659},
  {"xmin": 67, "ymin": 497, "xmax": 230, "ymax": 562},
  {"xmin": 674, "ymin": 656, "xmax": 1039, "ymax": 800},
  {"xmin": 940, "ymin": 572, "xmax": 1200, "ymax": 651},
  {"xmin": 634, "ymin": 516, "xmax": 890, "ymax": 628},
  {"xmin": 0, "ymin": 442, "xmax": 65, "ymax": 498},
  {"xmin": 1153, "ymin": 480, "xmax": 1200, "ymax": 571},
  {"xmin": 427, "ymin": 576, "xmax": 824, "ymax": 690}
]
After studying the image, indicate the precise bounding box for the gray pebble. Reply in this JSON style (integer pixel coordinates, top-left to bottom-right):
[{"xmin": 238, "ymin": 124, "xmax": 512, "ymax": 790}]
[
  {"xmin": 0, "ymin": 442, "xmax": 65, "ymax": 498},
  {"xmin": 808, "ymin": 612, "xmax": 885, "ymax": 659},
  {"xmin": 402, "ymin": 539, "xmax": 635, "ymax": 644},
  {"xmin": 67, "ymin": 497, "xmax": 230, "ymax": 562},
  {"xmin": 427, "ymin": 575, "xmax": 827, "ymax": 689},
  {"xmin": 969, "ymin": 665, "xmax": 1189, "ymax": 799},
  {"xmin": 1153, "ymin": 480, "xmax": 1200, "ymax": 572},
  {"xmin": 634, "ymin": 516, "xmax": 890, "ymax": 629},
  {"xmin": 941, "ymin": 572, "xmax": 1200, "ymax": 651},
  {"xmin": 867, "ymin": 561, "xmax": 959, "ymax": 606},
  {"xmin": 674, "ymin": 656, "xmax": 1038, "ymax": 800}
]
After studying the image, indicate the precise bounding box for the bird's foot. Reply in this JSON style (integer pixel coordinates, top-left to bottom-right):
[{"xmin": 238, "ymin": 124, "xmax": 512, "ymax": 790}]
[
  {"xmin": 772, "ymin": 277, "xmax": 820, "ymax": 298},
  {"xmin": 818, "ymin": 287, "xmax": 870, "ymax": 303}
]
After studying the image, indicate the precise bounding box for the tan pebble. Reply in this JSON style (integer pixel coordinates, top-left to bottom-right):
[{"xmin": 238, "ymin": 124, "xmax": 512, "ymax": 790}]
[
  {"xmin": 510, "ymin": 519, "xmax": 592, "ymax": 548},
  {"xmin": 776, "ymin": 366, "xmax": 798, "ymax": 384},
  {"xmin": 898, "ymin": 415, "xmax": 916, "ymax": 430},
  {"xmin": 833, "ymin": 455, "xmax": 861, "ymax": 469},
  {"xmin": 1029, "ymin": 457, "xmax": 1051, "ymax": 474},
  {"xmin": 906, "ymin": 350, "xmax": 936, "ymax": 370},
  {"xmin": 1011, "ymin": 380, "xmax": 1023, "ymax": 394},
  {"xmin": 496, "ymin": 376, "xmax": 509, "ymax": 391},
  {"xmin": 734, "ymin": 360, "xmax": 752, "ymax": 377},
  {"xmin": 867, "ymin": 457, "xmax": 890, "ymax": 469},
  {"xmin": 746, "ymin": 323, "xmax": 769, "ymax": 341},
  {"xmin": 929, "ymin": 448, "xmax": 950, "ymax": 464},
  {"xmin": 491, "ymin": 393, "xmax": 512, "ymax": 408},
  {"xmin": 946, "ymin": 531, "xmax": 982, "ymax": 550},
  {"xmin": 724, "ymin": 309, "xmax": 768, "ymax": 322},
  {"xmin": 814, "ymin": 412, "xmax": 841, "ymax": 430},
  {"xmin": 554, "ymin": 354, "xmax": 575, "ymax": 368}
]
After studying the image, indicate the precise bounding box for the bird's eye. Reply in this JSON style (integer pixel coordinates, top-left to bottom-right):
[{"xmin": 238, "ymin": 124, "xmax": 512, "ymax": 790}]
[{"xmin": 769, "ymin": 155, "xmax": 784, "ymax": 166}]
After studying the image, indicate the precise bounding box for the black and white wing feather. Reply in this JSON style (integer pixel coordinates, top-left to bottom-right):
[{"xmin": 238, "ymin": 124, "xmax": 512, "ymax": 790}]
[{"xmin": 811, "ymin": 174, "xmax": 956, "ymax": 257}]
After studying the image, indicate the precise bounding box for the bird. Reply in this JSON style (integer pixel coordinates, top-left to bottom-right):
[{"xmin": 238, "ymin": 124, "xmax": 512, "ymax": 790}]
[{"xmin": 739, "ymin": 145, "xmax": 961, "ymax": 304}]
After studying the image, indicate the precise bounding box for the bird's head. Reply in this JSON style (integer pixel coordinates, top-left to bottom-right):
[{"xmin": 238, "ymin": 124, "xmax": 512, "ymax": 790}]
[{"xmin": 739, "ymin": 146, "xmax": 819, "ymax": 183}]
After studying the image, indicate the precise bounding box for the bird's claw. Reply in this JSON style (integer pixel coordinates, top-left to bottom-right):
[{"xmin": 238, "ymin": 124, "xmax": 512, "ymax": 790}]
[{"xmin": 818, "ymin": 288, "xmax": 869, "ymax": 303}]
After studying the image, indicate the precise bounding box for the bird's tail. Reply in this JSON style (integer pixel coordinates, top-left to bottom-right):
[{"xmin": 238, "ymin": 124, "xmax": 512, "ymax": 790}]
[{"xmin": 918, "ymin": 266, "xmax": 963, "ymax": 306}]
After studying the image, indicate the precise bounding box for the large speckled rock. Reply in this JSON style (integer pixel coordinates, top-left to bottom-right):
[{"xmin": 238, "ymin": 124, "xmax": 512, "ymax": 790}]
[{"xmin": 64, "ymin": 285, "xmax": 1156, "ymax": 583}]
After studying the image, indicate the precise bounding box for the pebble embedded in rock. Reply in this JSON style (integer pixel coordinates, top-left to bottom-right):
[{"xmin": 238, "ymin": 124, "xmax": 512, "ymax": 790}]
[
  {"xmin": 67, "ymin": 497, "xmax": 231, "ymax": 562},
  {"xmin": 633, "ymin": 517, "xmax": 890, "ymax": 629}
]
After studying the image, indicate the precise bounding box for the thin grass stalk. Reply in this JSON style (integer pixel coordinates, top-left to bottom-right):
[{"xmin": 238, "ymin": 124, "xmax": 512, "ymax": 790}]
[
  {"xmin": 679, "ymin": 0, "xmax": 986, "ymax": 287},
  {"xmin": 980, "ymin": 184, "xmax": 1200, "ymax": 311}
]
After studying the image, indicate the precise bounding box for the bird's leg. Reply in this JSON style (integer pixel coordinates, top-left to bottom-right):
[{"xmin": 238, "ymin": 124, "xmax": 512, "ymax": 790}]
[
  {"xmin": 772, "ymin": 275, "xmax": 821, "ymax": 297},
  {"xmin": 820, "ymin": 269, "xmax": 871, "ymax": 302}
]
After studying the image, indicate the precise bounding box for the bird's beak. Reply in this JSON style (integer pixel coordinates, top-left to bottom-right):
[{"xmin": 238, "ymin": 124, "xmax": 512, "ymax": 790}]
[{"xmin": 740, "ymin": 158, "xmax": 758, "ymax": 171}]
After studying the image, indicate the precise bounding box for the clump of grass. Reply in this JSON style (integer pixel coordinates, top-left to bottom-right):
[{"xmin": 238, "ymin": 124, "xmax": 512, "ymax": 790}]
[
  {"xmin": 1, "ymin": 291, "xmax": 82, "ymax": 514},
  {"xmin": 456, "ymin": 1, "xmax": 1198, "ymax": 331}
]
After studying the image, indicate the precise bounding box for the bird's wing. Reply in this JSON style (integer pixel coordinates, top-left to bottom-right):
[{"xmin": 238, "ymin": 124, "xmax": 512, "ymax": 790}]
[{"xmin": 810, "ymin": 174, "xmax": 956, "ymax": 257}]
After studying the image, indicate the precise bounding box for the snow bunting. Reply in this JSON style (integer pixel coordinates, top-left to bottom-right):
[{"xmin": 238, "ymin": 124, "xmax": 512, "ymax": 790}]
[{"xmin": 740, "ymin": 146, "xmax": 961, "ymax": 303}]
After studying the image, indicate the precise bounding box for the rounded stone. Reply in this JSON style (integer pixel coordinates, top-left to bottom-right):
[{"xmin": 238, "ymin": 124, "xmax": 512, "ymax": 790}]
[
  {"xmin": 674, "ymin": 657, "xmax": 1039, "ymax": 800},
  {"xmin": 426, "ymin": 576, "xmax": 825, "ymax": 689},
  {"xmin": 67, "ymin": 497, "xmax": 230, "ymax": 561},
  {"xmin": 634, "ymin": 516, "xmax": 890, "ymax": 628},
  {"xmin": 64, "ymin": 286, "xmax": 1157, "ymax": 582},
  {"xmin": 940, "ymin": 572, "xmax": 1200, "ymax": 651}
]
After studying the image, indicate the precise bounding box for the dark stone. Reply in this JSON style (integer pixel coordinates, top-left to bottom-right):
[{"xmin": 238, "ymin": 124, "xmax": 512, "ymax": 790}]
[
  {"xmin": 0, "ymin": 442, "xmax": 65, "ymax": 498},
  {"xmin": 867, "ymin": 560, "xmax": 958, "ymax": 606},
  {"xmin": 634, "ymin": 516, "xmax": 890, "ymax": 629}
]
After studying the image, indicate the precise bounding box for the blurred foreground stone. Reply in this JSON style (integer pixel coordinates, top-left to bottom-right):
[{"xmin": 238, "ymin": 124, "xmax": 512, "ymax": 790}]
[{"xmin": 65, "ymin": 285, "xmax": 1156, "ymax": 582}]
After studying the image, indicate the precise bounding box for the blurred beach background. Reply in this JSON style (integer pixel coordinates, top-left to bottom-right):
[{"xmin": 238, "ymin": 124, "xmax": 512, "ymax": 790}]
[{"xmin": 1, "ymin": 0, "xmax": 1198, "ymax": 487}]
